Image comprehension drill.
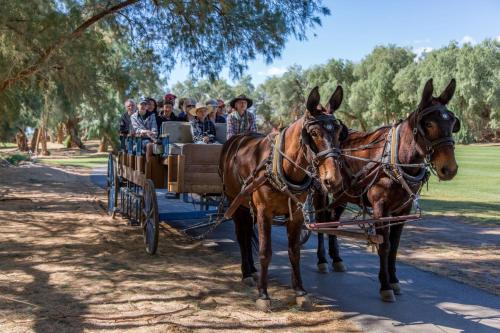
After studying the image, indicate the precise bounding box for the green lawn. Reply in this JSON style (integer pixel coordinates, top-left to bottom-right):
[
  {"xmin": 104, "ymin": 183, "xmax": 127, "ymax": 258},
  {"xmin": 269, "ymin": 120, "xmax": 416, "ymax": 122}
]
[
  {"xmin": 38, "ymin": 155, "xmax": 108, "ymax": 169},
  {"xmin": 420, "ymin": 145, "xmax": 500, "ymax": 223},
  {"xmin": 0, "ymin": 142, "xmax": 17, "ymax": 148}
]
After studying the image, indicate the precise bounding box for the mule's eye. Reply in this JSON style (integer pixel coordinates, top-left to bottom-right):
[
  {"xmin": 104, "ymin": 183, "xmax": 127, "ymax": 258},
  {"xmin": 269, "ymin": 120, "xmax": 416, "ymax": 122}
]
[{"xmin": 425, "ymin": 121, "xmax": 433, "ymax": 128}]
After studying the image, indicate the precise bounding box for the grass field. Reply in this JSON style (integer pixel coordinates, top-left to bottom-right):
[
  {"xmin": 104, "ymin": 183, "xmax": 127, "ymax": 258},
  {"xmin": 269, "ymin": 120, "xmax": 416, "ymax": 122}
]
[
  {"xmin": 0, "ymin": 142, "xmax": 17, "ymax": 148},
  {"xmin": 38, "ymin": 155, "xmax": 108, "ymax": 168},
  {"xmin": 420, "ymin": 144, "xmax": 500, "ymax": 223}
]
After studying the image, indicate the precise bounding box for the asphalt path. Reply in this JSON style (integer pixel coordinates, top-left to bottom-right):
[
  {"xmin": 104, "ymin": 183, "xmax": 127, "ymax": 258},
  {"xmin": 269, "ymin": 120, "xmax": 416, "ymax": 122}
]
[{"xmin": 92, "ymin": 168, "xmax": 499, "ymax": 333}]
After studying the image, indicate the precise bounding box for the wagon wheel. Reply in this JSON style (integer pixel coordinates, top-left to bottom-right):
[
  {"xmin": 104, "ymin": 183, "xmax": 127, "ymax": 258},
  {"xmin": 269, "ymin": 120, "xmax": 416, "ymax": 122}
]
[
  {"xmin": 299, "ymin": 225, "xmax": 312, "ymax": 246},
  {"xmin": 106, "ymin": 153, "xmax": 118, "ymax": 218},
  {"xmin": 141, "ymin": 179, "xmax": 159, "ymax": 255}
]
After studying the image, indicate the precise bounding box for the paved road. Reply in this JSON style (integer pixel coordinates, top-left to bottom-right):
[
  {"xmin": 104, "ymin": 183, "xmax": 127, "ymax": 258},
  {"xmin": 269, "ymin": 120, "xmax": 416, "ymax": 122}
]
[{"xmin": 92, "ymin": 168, "xmax": 500, "ymax": 333}]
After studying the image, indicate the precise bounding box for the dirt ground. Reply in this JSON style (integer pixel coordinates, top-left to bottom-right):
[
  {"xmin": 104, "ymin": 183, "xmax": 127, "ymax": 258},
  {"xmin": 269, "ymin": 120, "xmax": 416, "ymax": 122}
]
[{"xmin": 0, "ymin": 164, "xmax": 360, "ymax": 333}]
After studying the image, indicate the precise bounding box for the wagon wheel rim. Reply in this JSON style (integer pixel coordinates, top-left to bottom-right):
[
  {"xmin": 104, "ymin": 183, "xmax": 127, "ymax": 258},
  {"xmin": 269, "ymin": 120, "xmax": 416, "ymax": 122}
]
[
  {"xmin": 106, "ymin": 154, "xmax": 117, "ymax": 216},
  {"xmin": 141, "ymin": 180, "xmax": 159, "ymax": 255}
]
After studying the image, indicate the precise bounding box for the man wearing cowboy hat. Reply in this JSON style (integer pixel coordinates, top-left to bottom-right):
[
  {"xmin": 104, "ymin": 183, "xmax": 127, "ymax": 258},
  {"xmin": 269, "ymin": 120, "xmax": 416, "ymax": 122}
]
[
  {"xmin": 227, "ymin": 94, "xmax": 257, "ymax": 139},
  {"xmin": 189, "ymin": 102, "xmax": 217, "ymax": 144}
]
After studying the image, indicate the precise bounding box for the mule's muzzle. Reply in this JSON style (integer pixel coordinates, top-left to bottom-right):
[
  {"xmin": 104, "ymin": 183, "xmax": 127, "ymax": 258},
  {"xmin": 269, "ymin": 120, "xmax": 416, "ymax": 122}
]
[{"xmin": 438, "ymin": 165, "xmax": 458, "ymax": 181}]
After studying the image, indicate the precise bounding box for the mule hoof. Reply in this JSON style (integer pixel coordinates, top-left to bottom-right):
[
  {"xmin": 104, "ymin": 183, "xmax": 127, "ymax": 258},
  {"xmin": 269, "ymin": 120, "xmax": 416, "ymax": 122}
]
[
  {"xmin": 242, "ymin": 276, "xmax": 255, "ymax": 287},
  {"xmin": 333, "ymin": 261, "xmax": 346, "ymax": 272},
  {"xmin": 296, "ymin": 294, "xmax": 312, "ymax": 310},
  {"xmin": 317, "ymin": 263, "xmax": 329, "ymax": 273},
  {"xmin": 390, "ymin": 282, "xmax": 402, "ymax": 295},
  {"xmin": 380, "ymin": 289, "xmax": 396, "ymax": 302},
  {"xmin": 256, "ymin": 298, "xmax": 272, "ymax": 312}
]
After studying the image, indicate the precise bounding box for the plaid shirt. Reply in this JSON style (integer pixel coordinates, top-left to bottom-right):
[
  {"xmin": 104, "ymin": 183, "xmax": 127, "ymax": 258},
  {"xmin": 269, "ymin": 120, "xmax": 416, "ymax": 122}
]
[
  {"xmin": 131, "ymin": 111, "xmax": 158, "ymax": 138},
  {"xmin": 190, "ymin": 118, "xmax": 216, "ymax": 143},
  {"xmin": 226, "ymin": 110, "xmax": 257, "ymax": 139}
]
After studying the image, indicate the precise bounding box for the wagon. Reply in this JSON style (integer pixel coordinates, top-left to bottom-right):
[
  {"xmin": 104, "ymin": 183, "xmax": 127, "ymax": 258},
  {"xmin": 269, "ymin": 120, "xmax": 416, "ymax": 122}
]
[{"xmin": 106, "ymin": 121, "xmax": 312, "ymax": 255}]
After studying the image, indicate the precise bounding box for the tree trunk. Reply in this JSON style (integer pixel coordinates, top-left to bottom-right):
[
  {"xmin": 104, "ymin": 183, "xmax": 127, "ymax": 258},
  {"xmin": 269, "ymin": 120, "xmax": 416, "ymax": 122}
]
[
  {"xmin": 30, "ymin": 128, "xmax": 39, "ymax": 152},
  {"xmin": 65, "ymin": 118, "xmax": 85, "ymax": 149},
  {"xmin": 16, "ymin": 128, "xmax": 29, "ymax": 151},
  {"xmin": 56, "ymin": 123, "xmax": 65, "ymax": 144},
  {"xmin": 98, "ymin": 136, "xmax": 108, "ymax": 152},
  {"xmin": 38, "ymin": 126, "xmax": 50, "ymax": 156}
]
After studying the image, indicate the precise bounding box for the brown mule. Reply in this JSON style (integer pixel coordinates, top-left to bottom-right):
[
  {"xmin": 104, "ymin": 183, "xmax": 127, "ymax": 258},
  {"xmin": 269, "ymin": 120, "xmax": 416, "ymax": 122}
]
[
  {"xmin": 316, "ymin": 78, "xmax": 461, "ymax": 302},
  {"xmin": 219, "ymin": 86, "xmax": 348, "ymax": 311}
]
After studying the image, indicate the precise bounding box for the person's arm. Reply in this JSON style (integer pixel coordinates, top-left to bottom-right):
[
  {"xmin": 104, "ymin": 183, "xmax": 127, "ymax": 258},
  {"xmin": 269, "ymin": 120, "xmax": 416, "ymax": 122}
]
[
  {"xmin": 226, "ymin": 114, "xmax": 237, "ymax": 139},
  {"xmin": 249, "ymin": 112, "xmax": 258, "ymax": 133},
  {"xmin": 119, "ymin": 113, "xmax": 127, "ymax": 134},
  {"xmin": 190, "ymin": 121, "xmax": 204, "ymax": 143},
  {"xmin": 150, "ymin": 115, "xmax": 158, "ymax": 138},
  {"xmin": 131, "ymin": 114, "xmax": 146, "ymax": 135}
]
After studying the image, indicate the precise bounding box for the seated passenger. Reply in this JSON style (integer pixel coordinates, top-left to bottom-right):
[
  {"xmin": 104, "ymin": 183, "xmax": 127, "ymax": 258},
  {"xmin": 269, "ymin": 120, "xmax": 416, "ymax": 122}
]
[
  {"xmin": 131, "ymin": 99, "xmax": 158, "ymax": 162},
  {"xmin": 215, "ymin": 99, "xmax": 227, "ymax": 123},
  {"xmin": 189, "ymin": 103, "xmax": 216, "ymax": 144},
  {"xmin": 119, "ymin": 99, "xmax": 136, "ymax": 135},
  {"xmin": 227, "ymin": 94, "xmax": 257, "ymax": 139},
  {"xmin": 206, "ymin": 99, "xmax": 226, "ymax": 123},
  {"xmin": 156, "ymin": 95, "xmax": 178, "ymax": 134},
  {"xmin": 178, "ymin": 97, "xmax": 196, "ymax": 122}
]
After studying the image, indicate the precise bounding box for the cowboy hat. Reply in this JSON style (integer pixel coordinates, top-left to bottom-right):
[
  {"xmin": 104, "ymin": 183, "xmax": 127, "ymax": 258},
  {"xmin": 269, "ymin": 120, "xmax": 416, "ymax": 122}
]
[
  {"xmin": 189, "ymin": 102, "xmax": 208, "ymax": 117},
  {"xmin": 230, "ymin": 94, "xmax": 253, "ymax": 109}
]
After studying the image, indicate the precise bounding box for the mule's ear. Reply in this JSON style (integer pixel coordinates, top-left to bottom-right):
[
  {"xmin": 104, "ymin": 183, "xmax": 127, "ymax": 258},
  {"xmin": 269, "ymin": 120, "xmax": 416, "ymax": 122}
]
[
  {"xmin": 306, "ymin": 86, "xmax": 321, "ymax": 115},
  {"xmin": 439, "ymin": 78, "xmax": 456, "ymax": 105},
  {"xmin": 452, "ymin": 116, "xmax": 461, "ymax": 133},
  {"xmin": 419, "ymin": 78, "xmax": 434, "ymax": 108},
  {"xmin": 327, "ymin": 85, "xmax": 343, "ymax": 113}
]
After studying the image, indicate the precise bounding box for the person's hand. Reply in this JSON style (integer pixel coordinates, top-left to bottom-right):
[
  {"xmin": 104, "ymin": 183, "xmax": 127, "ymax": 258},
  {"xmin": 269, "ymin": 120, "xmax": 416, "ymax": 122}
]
[{"xmin": 203, "ymin": 136, "xmax": 210, "ymax": 143}]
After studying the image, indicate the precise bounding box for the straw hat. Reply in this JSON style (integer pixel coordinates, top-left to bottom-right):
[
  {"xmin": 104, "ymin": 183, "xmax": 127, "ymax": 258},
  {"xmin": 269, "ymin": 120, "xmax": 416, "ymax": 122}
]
[{"xmin": 189, "ymin": 102, "xmax": 208, "ymax": 117}]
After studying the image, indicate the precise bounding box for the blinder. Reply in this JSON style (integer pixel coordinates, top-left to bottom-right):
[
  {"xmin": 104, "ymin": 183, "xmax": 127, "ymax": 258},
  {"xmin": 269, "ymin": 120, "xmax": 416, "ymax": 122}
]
[
  {"xmin": 414, "ymin": 104, "xmax": 459, "ymax": 154},
  {"xmin": 301, "ymin": 114, "xmax": 342, "ymax": 165}
]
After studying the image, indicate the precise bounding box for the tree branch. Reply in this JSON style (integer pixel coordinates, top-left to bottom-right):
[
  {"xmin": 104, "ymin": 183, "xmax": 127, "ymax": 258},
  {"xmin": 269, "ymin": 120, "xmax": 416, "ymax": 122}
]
[{"xmin": 0, "ymin": 0, "xmax": 140, "ymax": 94}]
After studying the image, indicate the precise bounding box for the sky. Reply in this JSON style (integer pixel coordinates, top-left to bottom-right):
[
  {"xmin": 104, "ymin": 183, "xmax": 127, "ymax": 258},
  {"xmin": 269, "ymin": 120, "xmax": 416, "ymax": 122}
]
[{"xmin": 166, "ymin": 0, "xmax": 500, "ymax": 88}]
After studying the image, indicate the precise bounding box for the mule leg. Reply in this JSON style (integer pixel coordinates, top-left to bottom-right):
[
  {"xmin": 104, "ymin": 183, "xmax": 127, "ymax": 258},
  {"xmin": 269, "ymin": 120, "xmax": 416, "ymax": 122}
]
[
  {"xmin": 315, "ymin": 193, "xmax": 330, "ymax": 272},
  {"xmin": 329, "ymin": 207, "xmax": 346, "ymax": 272},
  {"xmin": 233, "ymin": 206, "xmax": 256, "ymax": 285},
  {"xmin": 287, "ymin": 218, "xmax": 312, "ymax": 309},
  {"xmin": 317, "ymin": 233, "xmax": 329, "ymax": 272},
  {"xmin": 255, "ymin": 204, "xmax": 273, "ymax": 311},
  {"xmin": 388, "ymin": 222, "xmax": 404, "ymax": 295},
  {"xmin": 373, "ymin": 202, "xmax": 395, "ymax": 302}
]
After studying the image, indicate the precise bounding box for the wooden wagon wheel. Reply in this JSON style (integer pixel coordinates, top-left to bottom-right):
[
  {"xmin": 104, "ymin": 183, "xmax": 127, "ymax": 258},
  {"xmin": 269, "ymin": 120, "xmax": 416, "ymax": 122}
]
[
  {"xmin": 141, "ymin": 179, "xmax": 159, "ymax": 255},
  {"xmin": 106, "ymin": 153, "xmax": 119, "ymax": 218}
]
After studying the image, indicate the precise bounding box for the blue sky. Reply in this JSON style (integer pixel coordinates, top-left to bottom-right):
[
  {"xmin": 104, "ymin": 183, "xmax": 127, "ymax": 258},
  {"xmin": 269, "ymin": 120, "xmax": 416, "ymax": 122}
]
[{"xmin": 167, "ymin": 0, "xmax": 499, "ymax": 87}]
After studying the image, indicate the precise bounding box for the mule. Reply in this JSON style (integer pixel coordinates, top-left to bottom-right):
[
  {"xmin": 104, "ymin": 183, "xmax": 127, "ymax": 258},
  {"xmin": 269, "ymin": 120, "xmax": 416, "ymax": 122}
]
[
  {"xmin": 316, "ymin": 78, "xmax": 461, "ymax": 302},
  {"xmin": 219, "ymin": 86, "xmax": 348, "ymax": 311}
]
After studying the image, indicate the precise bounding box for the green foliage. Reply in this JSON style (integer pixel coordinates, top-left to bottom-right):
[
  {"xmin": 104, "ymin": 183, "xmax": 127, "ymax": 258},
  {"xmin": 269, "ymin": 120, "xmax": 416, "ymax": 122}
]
[
  {"xmin": 1, "ymin": 153, "xmax": 30, "ymax": 166},
  {"xmin": 0, "ymin": 0, "xmax": 329, "ymax": 145}
]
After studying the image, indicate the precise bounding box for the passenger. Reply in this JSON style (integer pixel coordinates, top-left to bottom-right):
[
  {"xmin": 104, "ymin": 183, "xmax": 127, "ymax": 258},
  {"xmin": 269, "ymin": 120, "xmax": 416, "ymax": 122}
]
[
  {"xmin": 189, "ymin": 103, "xmax": 216, "ymax": 144},
  {"xmin": 178, "ymin": 97, "xmax": 196, "ymax": 122},
  {"xmin": 216, "ymin": 99, "xmax": 227, "ymax": 123},
  {"xmin": 161, "ymin": 94, "xmax": 179, "ymax": 121},
  {"xmin": 206, "ymin": 99, "xmax": 226, "ymax": 123},
  {"xmin": 146, "ymin": 97, "xmax": 157, "ymax": 114},
  {"xmin": 226, "ymin": 94, "xmax": 257, "ymax": 139},
  {"xmin": 131, "ymin": 99, "xmax": 158, "ymax": 163},
  {"xmin": 119, "ymin": 99, "xmax": 136, "ymax": 135}
]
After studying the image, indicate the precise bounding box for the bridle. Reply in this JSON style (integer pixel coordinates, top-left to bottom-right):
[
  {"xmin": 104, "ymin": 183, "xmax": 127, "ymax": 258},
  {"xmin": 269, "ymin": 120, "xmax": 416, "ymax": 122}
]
[
  {"xmin": 413, "ymin": 104, "xmax": 458, "ymax": 158},
  {"xmin": 301, "ymin": 114, "xmax": 343, "ymax": 167}
]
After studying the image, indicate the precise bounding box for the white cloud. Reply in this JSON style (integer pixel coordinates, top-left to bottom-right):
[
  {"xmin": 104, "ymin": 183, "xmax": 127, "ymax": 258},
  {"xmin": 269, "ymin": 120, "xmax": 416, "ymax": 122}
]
[
  {"xmin": 414, "ymin": 46, "xmax": 433, "ymax": 60},
  {"xmin": 258, "ymin": 66, "xmax": 287, "ymax": 76},
  {"xmin": 460, "ymin": 35, "xmax": 476, "ymax": 45}
]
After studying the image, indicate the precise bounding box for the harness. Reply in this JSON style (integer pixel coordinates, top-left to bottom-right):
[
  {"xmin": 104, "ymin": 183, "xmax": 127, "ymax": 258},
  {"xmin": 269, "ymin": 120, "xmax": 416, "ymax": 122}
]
[{"xmin": 223, "ymin": 114, "xmax": 342, "ymax": 221}]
